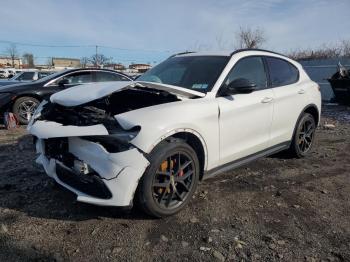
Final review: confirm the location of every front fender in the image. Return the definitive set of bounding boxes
[114,98,220,170]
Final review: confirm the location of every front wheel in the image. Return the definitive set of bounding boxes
[288,113,316,158]
[136,140,200,218]
[12,96,40,125]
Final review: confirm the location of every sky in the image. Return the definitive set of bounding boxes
[0,0,349,65]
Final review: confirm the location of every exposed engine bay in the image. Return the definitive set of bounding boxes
[37,86,181,130]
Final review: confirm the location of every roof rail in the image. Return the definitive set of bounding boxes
[170,51,196,57]
[230,48,288,58]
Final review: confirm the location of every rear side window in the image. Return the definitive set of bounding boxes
[95,72,130,82]
[266,57,299,87]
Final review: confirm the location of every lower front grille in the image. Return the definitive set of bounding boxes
[44,138,75,167]
[56,163,112,199]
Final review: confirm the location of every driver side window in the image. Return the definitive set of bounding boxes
[225,57,267,90]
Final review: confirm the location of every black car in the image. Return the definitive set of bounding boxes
[0,68,132,124]
[0,71,54,87]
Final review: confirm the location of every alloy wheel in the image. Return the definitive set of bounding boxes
[152,152,195,209]
[297,118,315,153]
[18,100,38,121]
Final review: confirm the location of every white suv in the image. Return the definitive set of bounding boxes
[28,49,321,217]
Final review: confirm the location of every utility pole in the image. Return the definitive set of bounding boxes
[95,45,98,67]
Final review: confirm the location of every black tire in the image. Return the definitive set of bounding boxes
[288,113,316,158]
[12,96,40,125]
[136,139,200,218]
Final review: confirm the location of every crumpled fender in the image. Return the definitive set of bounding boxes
[68,137,149,180]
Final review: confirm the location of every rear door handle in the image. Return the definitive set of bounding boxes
[261,97,273,103]
[298,89,305,94]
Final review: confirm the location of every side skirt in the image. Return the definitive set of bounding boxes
[203,141,290,180]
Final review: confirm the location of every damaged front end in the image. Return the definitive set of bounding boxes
[27,82,201,207]
[28,96,155,207]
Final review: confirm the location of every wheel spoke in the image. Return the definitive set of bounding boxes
[180,160,192,171]
[176,170,193,181]
[176,181,190,192]
[158,189,167,203]
[165,186,174,207]
[22,104,30,111]
[174,190,184,201]
[306,128,314,137]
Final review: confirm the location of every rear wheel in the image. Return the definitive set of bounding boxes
[137,140,200,218]
[289,113,316,158]
[12,96,40,125]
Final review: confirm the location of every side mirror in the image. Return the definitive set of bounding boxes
[222,78,257,96]
[58,79,69,87]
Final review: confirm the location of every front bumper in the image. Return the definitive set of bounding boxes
[31,120,150,207]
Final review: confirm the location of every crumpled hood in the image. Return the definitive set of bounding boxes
[50,80,205,107]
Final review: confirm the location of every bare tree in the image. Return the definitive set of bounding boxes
[89,54,110,67]
[5,44,18,67]
[235,26,266,49]
[23,53,34,68]
[341,40,350,57]
[80,57,89,68]
[287,43,342,60]
[46,57,53,68]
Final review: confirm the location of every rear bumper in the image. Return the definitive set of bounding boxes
[34,136,150,207]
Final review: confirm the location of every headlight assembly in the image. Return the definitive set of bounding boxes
[83,126,141,153]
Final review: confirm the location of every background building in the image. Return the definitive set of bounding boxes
[103,63,126,71]
[0,56,22,68]
[129,63,151,73]
[52,57,81,69]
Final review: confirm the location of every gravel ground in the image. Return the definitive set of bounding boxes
[0,105,349,262]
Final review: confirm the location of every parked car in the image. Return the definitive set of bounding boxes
[0,68,16,78]
[0,70,54,87]
[27,49,321,217]
[0,68,132,124]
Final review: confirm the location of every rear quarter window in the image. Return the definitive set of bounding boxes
[266,57,299,87]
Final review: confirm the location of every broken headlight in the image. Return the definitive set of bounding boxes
[83,126,141,153]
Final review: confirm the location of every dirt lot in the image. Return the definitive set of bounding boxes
[0,105,349,262]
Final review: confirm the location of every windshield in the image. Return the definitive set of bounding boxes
[9,74,19,80]
[138,56,229,93]
[34,69,67,83]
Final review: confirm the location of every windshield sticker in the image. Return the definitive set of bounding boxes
[192,84,208,89]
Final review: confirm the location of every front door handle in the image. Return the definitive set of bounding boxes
[298,89,305,94]
[261,97,273,103]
